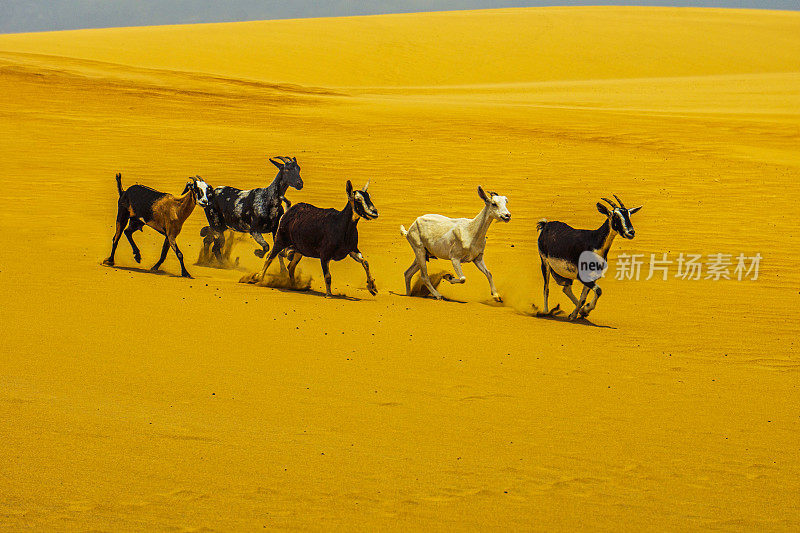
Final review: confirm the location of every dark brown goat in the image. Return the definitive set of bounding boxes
[254,180,378,297]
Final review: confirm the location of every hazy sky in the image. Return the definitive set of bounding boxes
[1,1,797,34]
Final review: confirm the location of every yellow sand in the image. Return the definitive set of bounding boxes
[1,7,798,530]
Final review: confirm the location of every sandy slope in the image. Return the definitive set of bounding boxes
[1,7,798,531]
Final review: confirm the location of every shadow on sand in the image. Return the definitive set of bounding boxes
[387,290,467,304]
[272,286,361,301]
[102,263,188,278]
[525,304,617,329]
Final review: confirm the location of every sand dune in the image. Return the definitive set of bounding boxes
[1,7,798,530]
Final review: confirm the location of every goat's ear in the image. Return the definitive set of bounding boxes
[269,157,283,169]
[596,202,611,216]
[477,186,489,202]
[628,205,642,215]
[346,180,354,196]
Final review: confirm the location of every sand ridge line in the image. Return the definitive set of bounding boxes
[0,50,348,99]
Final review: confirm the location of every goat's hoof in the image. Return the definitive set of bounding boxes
[149,266,160,272]
[492,294,502,302]
[133,254,141,264]
[568,312,579,321]
[102,258,114,266]
[182,272,193,279]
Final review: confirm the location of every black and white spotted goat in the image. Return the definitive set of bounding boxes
[104,173,211,278]
[200,156,303,263]
[253,180,379,298]
[537,195,641,320]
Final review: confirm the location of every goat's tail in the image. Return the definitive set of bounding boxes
[399,225,408,237]
[536,218,548,232]
[115,173,123,196]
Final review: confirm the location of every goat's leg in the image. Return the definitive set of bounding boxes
[209,229,225,264]
[124,217,144,263]
[257,246,282,281]
[199,227,213,263]
[415,249,443,300]
[320,258,333,297]
[580,285,602,317]
[104,208,129,266]
[287,252,302,285]
[568,284,592,321]
[404,259,421,295]
[166,233,191,278]
[473,254,501,302]
[445,258,467,285]
[560,281,580,308]
[540,259,551,313]
[349,250,377,295]
[272,231,288,273]
[150,237,170,272]
[251,232,270,259]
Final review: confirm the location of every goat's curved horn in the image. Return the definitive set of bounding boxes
[613,194,627,209]
[278,156,292,164]
[601,197,618,209]
[362,179,370,192]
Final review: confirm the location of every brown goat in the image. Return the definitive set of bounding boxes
[103,173,211,278]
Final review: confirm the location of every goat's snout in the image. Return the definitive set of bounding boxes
[501,213,511,222]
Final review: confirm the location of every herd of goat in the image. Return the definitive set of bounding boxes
[103,156,642,320]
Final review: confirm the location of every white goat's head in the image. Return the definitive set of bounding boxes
[478,186,511,222]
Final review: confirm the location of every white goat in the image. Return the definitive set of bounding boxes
[400,186,511,301]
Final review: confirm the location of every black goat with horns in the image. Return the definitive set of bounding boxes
[537,194,642,320]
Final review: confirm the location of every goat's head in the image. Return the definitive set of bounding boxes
[185,176,212,208]
[269,156,303,190]
[346,179,378,220]
[596,195,642,239]
[478,186,511,222]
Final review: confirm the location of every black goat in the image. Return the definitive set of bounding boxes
[253,180,379,297]
[104,173,211,278]
[537,195,641,320]
[200,156,302,262]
